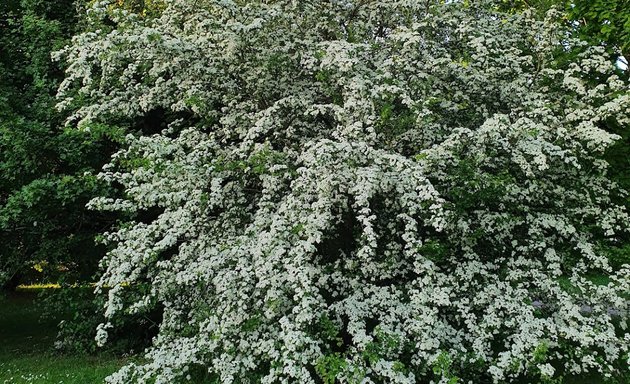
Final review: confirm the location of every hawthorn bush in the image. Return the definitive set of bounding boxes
[57,0,629,383]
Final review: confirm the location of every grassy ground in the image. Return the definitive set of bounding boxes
[0,292,129,384]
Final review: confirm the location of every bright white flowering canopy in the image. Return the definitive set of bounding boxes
[57,0,629,383]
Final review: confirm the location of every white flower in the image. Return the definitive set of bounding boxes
[57,0,630,383]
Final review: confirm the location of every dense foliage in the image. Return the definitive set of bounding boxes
[0,0,122,288]
[567,0,630,63]
[53,0,630,383]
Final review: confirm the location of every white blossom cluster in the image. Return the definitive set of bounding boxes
[57,0,629,382]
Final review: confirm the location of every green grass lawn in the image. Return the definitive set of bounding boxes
[0,292,130,384]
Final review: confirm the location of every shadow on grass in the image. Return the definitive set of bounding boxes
[0,291,131,384]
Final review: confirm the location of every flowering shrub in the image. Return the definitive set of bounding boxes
[57,0,629,383]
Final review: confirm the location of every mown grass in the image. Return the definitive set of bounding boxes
[0,292,130,384]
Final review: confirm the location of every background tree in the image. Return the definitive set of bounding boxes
[0,0,121,289]
[567,0,630,66]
